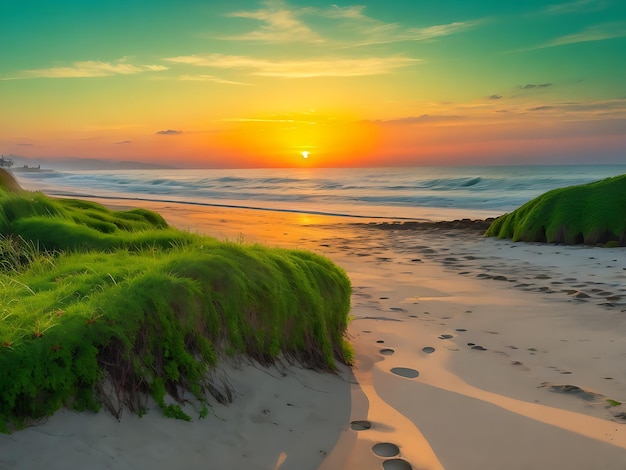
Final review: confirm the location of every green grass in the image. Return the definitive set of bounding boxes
[485,174,626,246]
[0,170,352,431]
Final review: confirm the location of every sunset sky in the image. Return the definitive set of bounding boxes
[1,0,625,168]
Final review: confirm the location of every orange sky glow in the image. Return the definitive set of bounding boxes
[1,0,625,168]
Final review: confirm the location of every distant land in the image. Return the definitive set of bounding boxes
[2,154,177,171]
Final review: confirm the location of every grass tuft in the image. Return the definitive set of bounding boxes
[0,173,352,431]
[485,174,626,246]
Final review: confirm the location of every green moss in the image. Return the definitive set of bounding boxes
[0,188,352,431]
[485,174,626,246]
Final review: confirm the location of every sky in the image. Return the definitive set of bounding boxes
[1,0,625,168]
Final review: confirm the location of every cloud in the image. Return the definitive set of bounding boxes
[562,99,626,113]
[316,5,478,47]
[22,59,169,78]
[114,140,132,144]
[488,94,503,100]
[166,54,420,78]
[519,83,552,89]
[371,114,466,125]
[526,99,626,115]
[179,74,251,85]
[222,117,315,124]
[544,0,610,14]
[500,21,626,54]
[156,129,183,135]
[220,0,478,46]
[17,143,34,146]
[224,0,322,43]
[543,22,626,47]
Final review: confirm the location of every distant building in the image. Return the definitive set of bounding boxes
[0,156,14,168]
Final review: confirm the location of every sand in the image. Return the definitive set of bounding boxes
[2,200,626,470]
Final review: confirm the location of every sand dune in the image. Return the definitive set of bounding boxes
[2,200,625,469]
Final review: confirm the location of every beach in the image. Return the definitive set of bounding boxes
[2,199,626,469]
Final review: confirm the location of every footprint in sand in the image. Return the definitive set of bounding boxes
[350,420,372,431]
[511,360,530,371]
[438,334,453,340]
[380,348,395,356]
[421,346,435,354]
[383,459,413,470]
[390,367,420,379]
[376,340,385,344]
[372,442,400,457]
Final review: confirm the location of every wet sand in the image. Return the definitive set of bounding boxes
[2,200,626,469]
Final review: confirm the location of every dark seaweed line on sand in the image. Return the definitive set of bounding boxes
[353,218,495,234]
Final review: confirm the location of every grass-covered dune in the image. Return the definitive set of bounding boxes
[485,174,626,246]
[0,169,352,431]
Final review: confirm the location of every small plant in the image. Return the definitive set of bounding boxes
[607,399,622,407]
[32,316,58,338]
[162,404,192,422]
[85,313,103,325]
[198,403,209,419]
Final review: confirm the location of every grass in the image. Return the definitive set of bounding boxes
[0,170,352,431]
[485,174,626,246]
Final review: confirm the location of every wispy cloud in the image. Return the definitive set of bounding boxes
[156,129,183,135]
[224,0,322,43]
[504,22,626,54]
[166,54,420,78]
[488,94,503,100]
[527,99,626,115]
[220,0,478,46]
[21,59,168,79]
[315,4,479,47]
[220,110,321,125]
[544,0,611,14]
[542,22,626,47]
[519,83,552,89]
[222,117,315,124]
[179,74,251,85]
[114,140,132,144]
[371,114,466,125]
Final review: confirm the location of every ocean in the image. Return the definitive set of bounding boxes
[12,165,626,222]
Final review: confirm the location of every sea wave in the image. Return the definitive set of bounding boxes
[13,165,626,221]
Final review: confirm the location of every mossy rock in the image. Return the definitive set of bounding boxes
[485,174,626,246]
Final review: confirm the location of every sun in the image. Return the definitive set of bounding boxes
[301,151,309,159]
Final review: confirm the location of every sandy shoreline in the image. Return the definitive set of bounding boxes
[2,199,626,469]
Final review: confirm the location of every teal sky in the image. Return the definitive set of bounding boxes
[1,0,625,167]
